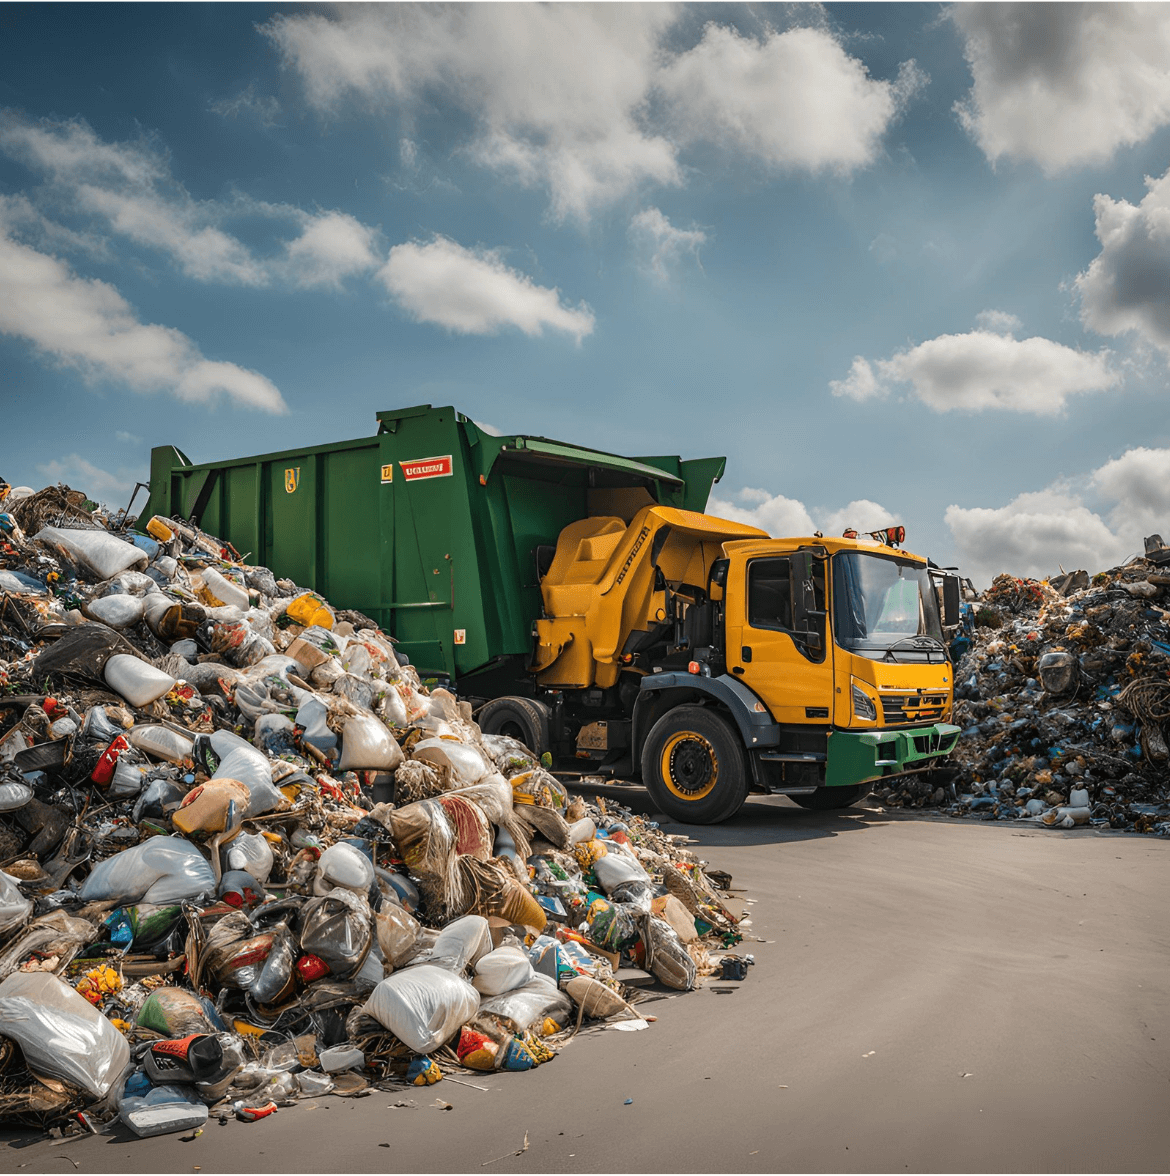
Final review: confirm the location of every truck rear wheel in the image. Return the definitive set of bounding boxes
[792,784,870,810]
[477,696,551,759]
[641,706,749,825]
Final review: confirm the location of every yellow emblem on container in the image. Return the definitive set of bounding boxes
[284,467,300,494]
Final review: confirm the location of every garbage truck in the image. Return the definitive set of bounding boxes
[140,404,960,823]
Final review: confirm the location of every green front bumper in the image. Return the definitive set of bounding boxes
[824,723,961,789]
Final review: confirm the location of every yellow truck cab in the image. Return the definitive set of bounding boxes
[526,507,959,823]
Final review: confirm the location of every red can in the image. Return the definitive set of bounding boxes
[295,954,330,984]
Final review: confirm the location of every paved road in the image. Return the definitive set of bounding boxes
[3,796,1168,1173]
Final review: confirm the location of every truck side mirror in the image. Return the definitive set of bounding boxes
[942,576,960,627]
[707,558,728,603]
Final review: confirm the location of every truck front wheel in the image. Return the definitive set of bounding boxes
[791,784,870,810]
[641,706,749,825]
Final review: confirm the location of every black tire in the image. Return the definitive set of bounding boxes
[477,696,551,758]
[791,784,870,810]
[641,705,749,825]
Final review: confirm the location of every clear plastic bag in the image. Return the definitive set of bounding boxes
[85,593,146,629]
[34,526,147,580]
[127,724,195,764]
[0,870,32,936]
[338,715,403,772]
[224,830,275,883]
[477,974,572,1033]
[0,971,131,1098]
[299,889,372,978]
[362,965,480,1054]
[79,835,215,904]
[593,850,650,893]
[376,904,422,969]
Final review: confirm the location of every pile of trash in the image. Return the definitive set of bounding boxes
[871,542,1170,836]
[0,481,751,1139]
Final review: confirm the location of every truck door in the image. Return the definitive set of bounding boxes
[724,553,835,727]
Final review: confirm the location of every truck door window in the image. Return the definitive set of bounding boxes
[748,559,793,630]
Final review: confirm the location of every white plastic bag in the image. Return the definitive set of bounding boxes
[120,1085,209,1138]
[35,526,147,580]
[362,965,479,1054]
[104,654,176,707]
[593,850,650,893]
[477,974,572,1033]
[472,946,535,996]
[224,831,275,884]
[427,915,492,973]
[0,971,131,1098]
[0,871,32,936]
[85,593,146,629]
[202,567,250,610]
[213,743,284,817]
[316,842,374,893]
[79,836,215,904]
[338,715,404,771]
[412,737,490,785]
[127,724,194,764]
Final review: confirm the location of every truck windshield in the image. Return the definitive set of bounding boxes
[832,551,945,663]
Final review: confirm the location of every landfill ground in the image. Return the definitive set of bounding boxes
[3,790,1166,1175]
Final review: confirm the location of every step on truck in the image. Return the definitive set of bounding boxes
[141,404,960,824]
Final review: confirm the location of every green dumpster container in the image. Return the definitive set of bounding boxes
[139,405,726,687]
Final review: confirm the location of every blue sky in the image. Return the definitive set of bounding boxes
[2,2,1170,585]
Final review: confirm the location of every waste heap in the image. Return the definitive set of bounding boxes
[871,552,1170,836]
[0,481,751,1138]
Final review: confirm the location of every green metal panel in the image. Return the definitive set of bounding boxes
[141,405,726,684]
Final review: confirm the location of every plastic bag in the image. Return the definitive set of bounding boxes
[34,525,147,580]
[584,897,640,951]
[564,974,637,1019]
[412,737,491,785]
[224,831,275,883]
[338,715,404,771]
[103,654,176,707]
[458,857,547,933]
[593,850,650,893]
[214,745,284,816]
[172,779,249,836]
[477,974,572,1034]
[427,914,492,973]
[0,870,32,936]
[639,913,697,991]
[376,904,422,969]
[202,567,250,610]
[0,971,131,1098]
[299,889,372,978]
[316,842,374,894]
[362,965,480,1054]
[85,593,146,629]
[473,946,535,995]
[120,1084,208,1137]
[136,987,221,1036]
[79,835,215,904]
[127,724,194,764]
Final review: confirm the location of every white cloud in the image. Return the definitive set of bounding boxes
[1076,166,1170,356]
[657,24,924,173]
[829,356,883,402]
[265,5,680,223]
[377,236,594,342]
[975,308,1022,335]
[0,222,286,413]
[281,211,380,290]
[209,85,282,128]
[708,488,901,540]
[946,445,1170,586]
[0,112,379,290]
[36,455,142,505]
[265,8,921,221]
[1091,447,1170,540]
[831,321,1119,414]
[951,3,1170,171]
[628,208,706,281]
[473,420,503,437]
[114,430,142,445]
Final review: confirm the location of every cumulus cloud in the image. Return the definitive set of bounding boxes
[830,318,1119,414]
[657,24,925,173]
[708,488,901,540]
[265,7,921,221]
[377,236,595,342]
[36,455,143,505]
[1076,166,1170,356]
[0,223,286,412]
[0,112,378,288]
[281,211,381,290]
[946,446,1170,585]
[951,3,1170,171]
[628,208,706,281]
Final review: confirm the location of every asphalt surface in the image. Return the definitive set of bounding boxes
[3,793,1168,1174]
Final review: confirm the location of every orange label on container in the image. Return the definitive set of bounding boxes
[400,455,453,482]
[380,464,394,483]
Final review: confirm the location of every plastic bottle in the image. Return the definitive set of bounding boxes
[203,568,250,610]
[319,1045,364,1073]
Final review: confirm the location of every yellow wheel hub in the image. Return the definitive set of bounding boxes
[660,731,719,802]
